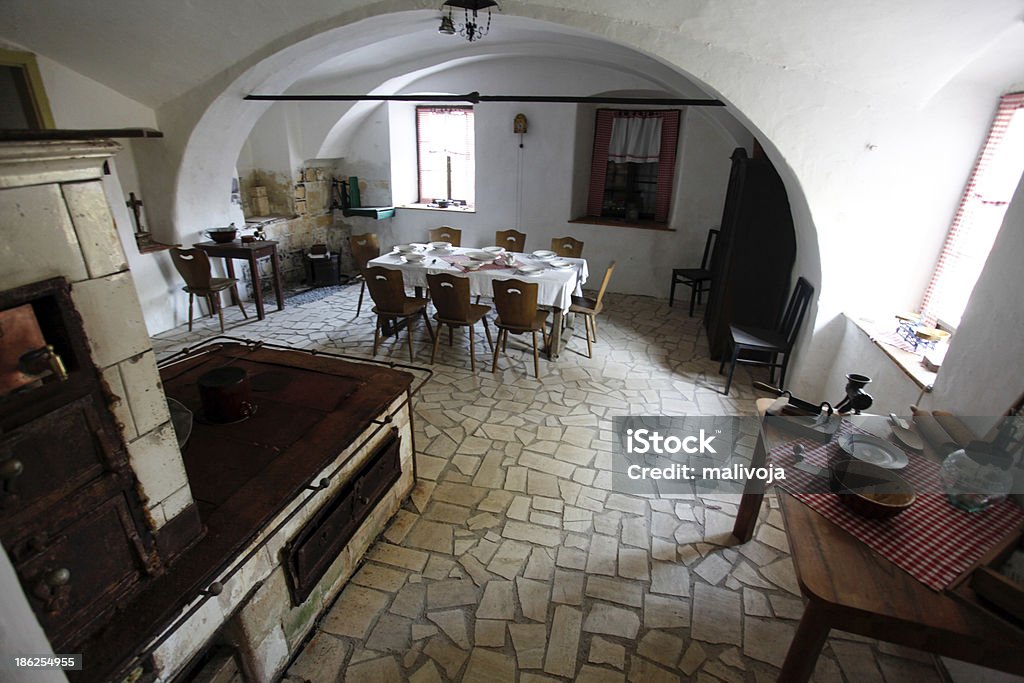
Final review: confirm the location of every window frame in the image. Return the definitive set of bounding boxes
[585,108,681,225]
[415,105,475,207]
[920,92,1024,329]
[0,48,55,130]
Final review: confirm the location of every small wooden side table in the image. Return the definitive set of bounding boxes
[733,409,1024,681]
[193,240,284,320]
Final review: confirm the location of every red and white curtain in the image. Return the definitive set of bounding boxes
[586,109,681,222]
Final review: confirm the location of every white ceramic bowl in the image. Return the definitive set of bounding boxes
[531,250,556,261]
[429,241,453,251]
[465,251,495,262]
[482,246,506,255]
[402,253,426,263]
[394,244,421,253]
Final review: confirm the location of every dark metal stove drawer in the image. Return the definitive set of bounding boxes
[16,492,152,650]
[285,429,401,604]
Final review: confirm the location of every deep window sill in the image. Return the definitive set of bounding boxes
[398,203,476,214]
[569,216,675,232]
[845,313,938,392]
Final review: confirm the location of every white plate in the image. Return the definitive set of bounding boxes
[838,433,909,469]
[549,258,573,269]
[465,250,495,261]
[516,264,543,275]
[482,246,506,254]
[401,253,426,263]
[531,250,556,261]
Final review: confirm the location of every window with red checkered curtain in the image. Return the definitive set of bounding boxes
[920,93,1024,327]
[586,109,681,223]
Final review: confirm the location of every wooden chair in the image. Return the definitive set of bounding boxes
[491,279,549,378]
[348,233,380,315]
[670,228,719,316]
[426,273,494,371]
[495,229,526,252]
[170,248,247,332]
[568,261,616,358]
[551,236,584,258]
[363,266,434,361]
[719,276,815,395]
[428,226,462,247]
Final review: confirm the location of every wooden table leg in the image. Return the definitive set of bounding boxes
[548,309,563,360]
[271,246,284,311]
[778,601,831,683]
[250,253,266,320]
[223,258,238,306]
[731,426,768,542]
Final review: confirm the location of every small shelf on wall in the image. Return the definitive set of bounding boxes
[342,206,395,220]
[0,128,164,141]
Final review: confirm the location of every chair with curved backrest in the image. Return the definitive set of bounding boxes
[491,279,549,378]
[170,248,247,332]
[719,276,815,395]
[363,266,434,361]
[670,228,719,316]
[569,261,616,358]
[349,233,380,315]
[495,229,526,253]
[428,226,462,247]
[426,272,494,371]
[551,236,584,258]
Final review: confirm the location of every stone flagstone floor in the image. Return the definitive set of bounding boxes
[152,284,946,683]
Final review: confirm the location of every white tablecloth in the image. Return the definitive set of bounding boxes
[367,247,589,313]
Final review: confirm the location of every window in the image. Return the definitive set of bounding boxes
[586,109,681,223]
[416,106,475,206]
[0,49,54,130]
[920,93,1024,328]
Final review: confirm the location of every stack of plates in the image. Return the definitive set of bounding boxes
[837,433,908,469]
[531,250,556,261]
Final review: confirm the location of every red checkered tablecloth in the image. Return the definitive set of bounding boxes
[769,420,1024,591]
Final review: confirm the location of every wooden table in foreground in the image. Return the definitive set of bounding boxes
[193,240,285,320]
[732,412,1024,682]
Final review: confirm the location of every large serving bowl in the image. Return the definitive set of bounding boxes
[828,457,916,518]
[207,227,238,243]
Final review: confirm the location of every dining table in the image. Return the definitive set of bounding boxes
[367,245,589,359]
[732,406,1024,681]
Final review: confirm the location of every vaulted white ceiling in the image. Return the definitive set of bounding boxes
[4,1,1023,111]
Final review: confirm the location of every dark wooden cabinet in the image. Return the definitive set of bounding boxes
[704,148,797,359]
[0,278,160,652]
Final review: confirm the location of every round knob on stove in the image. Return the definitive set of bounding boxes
[47,568,71,587]
[0,458,24,480]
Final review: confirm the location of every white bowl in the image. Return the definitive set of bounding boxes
[482,246,506,255]
[429,241,453,251]
[394,244,421,253]
[402,253,426,263]
[516,264,543,275]
[465,250,495,262]
[531,250,556,261]
[549,259,573,269]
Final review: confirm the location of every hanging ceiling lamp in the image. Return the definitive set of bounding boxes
[438,0,499,42]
